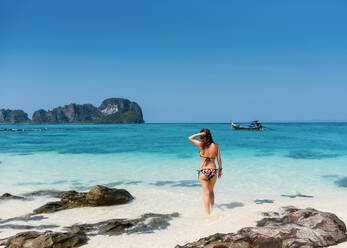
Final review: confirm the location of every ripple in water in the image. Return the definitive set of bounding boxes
[286,151,340,160]
[335,177,347,187]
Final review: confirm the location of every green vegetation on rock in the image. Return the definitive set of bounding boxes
[95,111,144,123]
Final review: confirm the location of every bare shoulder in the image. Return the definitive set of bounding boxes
[213,142,219,150]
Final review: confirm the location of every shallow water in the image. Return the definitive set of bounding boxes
[0,123,347,247]
[1,123,347,195]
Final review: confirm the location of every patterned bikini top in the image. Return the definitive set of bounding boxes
[199,152,215,167]
[199,152,215,159]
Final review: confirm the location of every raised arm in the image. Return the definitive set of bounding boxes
[188,132,205,147]
[216,144,222,178]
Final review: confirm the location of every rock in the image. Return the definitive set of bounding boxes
[85,185,133,206]
[176,208,347,248]
[0,193,25,200]
[68,212,179,235]
[34,185,134,214]
[0,109,30,124]
[261,211,279,217]
[22,190,64,198]
[0,230,87,248]
[31,97,144,124]
[34,201,66,214]
[96,98,144,123]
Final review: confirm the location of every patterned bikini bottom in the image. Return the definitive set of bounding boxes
[198,168,217,180]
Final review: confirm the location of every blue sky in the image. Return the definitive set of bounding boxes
[1,0,346,122]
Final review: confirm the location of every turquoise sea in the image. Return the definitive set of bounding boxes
[1,123,347,196]
[1,123,347,247]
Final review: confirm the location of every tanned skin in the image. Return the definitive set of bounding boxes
[188,132,222,214]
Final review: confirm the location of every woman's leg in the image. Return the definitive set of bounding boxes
[200,175,211,214]
[208,175,217,208]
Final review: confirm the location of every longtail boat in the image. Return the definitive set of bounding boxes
[230,120,262,131]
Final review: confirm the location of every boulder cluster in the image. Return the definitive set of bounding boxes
[176,207,347,248]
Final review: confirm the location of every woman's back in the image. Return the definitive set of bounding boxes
[200,143,218,158]
[200,143,218,168]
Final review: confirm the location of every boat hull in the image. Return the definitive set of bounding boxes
[233,126,262,131]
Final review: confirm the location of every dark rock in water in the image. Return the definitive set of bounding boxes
[176,208,347,248]
[68,212,179,236]
[0,109,30,124]
[335,177,347,187]
[254,199,274,204]
[281,193,314,198]
[0,193,25,200]
[0,230,87,248]
[34,185,134,214]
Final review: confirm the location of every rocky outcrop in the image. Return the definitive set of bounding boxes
[96,98,144,123]
[0,193,25,200]
[34,185,134,214]
[69,212,179,236]
[176,208,347,248]
[0,109,30,124]
[0,230,87,248]
[31,98,144,124]
[22,190,65,198]
[0,213,178,247]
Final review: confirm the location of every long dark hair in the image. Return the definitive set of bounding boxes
[200,129,214,149]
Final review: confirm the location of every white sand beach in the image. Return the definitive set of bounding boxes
[1,185,347,248]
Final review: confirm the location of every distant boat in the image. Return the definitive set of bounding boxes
[230,120,263,130]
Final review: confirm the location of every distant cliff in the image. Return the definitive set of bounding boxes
[0,109,30,124]
[32,104,101,124]
[1,98,144,124]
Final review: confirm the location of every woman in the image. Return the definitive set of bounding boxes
[188,129,222,214]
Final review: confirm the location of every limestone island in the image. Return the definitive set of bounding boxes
[0,98,144,124]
